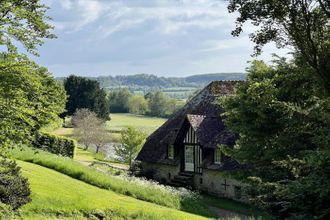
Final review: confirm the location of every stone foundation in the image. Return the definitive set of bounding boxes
[140,162,248,202]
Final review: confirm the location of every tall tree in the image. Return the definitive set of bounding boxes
[128,95,149,115]
[222,59,330,218]
[228,0,330,93]
[0,0,55,55]
[64,75,110,120]
[0,53,66,152]
[108,88,132,113]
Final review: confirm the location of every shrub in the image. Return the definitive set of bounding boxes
[0,202,16,219]
[34,132,77,158]
[0,158,31,209]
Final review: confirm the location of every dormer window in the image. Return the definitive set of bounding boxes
[168,144,174,159]
[214,147,221,164]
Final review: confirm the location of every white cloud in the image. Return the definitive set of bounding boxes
[59,0,72,10]
[53,0,234,36]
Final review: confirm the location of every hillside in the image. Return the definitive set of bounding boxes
[57,73,245,88]
[57,73,245,99]
[18,160,207,220]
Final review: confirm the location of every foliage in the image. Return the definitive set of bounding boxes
[17,160,207,220]
[145,91,182,117]
[63,73,246,89]
[63,75,110,120]
[228,0,330,93]
[222,59,330,219]
[9,147,210,216]
[72,109,109,152]
[0,53,66,153]
[0,0,55,55]
[128,95,149,115]
[0,202,16,219]
[0,157,30,209]
[108,88,132,113]
[115,127,147,167]
[34,132,77,158]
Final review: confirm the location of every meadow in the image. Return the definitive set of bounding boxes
[106,113,166,135]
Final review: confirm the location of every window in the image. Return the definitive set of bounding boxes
[168,145,174,159]
[214,147,221,164]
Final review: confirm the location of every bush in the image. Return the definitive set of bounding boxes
[0,202,16,219]
[34,132,77,158]
[0,158,31,209]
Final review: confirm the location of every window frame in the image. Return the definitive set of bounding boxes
[167,144,174,159]
[214,147,221,165]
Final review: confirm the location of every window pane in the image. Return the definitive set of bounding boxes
[214,148,221,164]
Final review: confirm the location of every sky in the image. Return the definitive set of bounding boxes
[27,0,291,77]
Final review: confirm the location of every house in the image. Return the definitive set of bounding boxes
[136,81,247,201]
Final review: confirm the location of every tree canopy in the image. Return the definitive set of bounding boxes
[222,59,330,218]
[0,0,55,55]
[0,53,66,152]
[228,0,330,92]
[64,75,110,120]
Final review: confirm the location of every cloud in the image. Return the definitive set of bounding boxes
[59,0,72,10]
[52,0,234,36]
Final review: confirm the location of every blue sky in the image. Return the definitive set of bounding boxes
[30,0,290,77]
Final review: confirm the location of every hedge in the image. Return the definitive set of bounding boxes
[34,132,76,158]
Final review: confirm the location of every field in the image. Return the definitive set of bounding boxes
[106,113,166,134]
[18,160,207,220]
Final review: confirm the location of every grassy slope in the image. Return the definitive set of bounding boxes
[10,147,212,218]
[18,161,207,220]
[106,113,166,134]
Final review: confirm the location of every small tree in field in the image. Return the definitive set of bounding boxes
[114,127,146,167]
[93,123,109,154]
[72,109,103,150]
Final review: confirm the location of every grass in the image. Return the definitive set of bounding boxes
[9,147,212,218]
[200,194,273,219]
[106,113,166,134]
[18,160,207,220]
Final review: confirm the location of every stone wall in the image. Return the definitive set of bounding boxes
[140,162,180,184]
[140,162,248,203]
[192,170,248,203]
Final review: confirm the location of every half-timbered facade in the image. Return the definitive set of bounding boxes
[136,81,247,201]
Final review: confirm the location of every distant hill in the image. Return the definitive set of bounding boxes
[58,73,245,88]
[57,73,245,100]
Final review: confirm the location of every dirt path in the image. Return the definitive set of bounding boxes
[208,205,251,220]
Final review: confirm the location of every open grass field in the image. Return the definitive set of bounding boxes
[17,160,207,220]
[106,113,166,134]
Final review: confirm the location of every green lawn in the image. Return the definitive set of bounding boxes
[18,161,207,220]
[106,113,166,134]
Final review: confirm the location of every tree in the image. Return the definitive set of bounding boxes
[64,75,110,120]
[0,0,55,55]
[222,59,330,219]
[0,158,31,209]
[114,127,146,167]
[0,53,66,152]
[128,95,149,115]
[146,91,170,117]
[108,88,132,113]
[228,0,330,93]
[72,109,103,150]
[93,123,109,154]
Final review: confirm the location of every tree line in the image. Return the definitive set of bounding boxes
[63,75,185,119]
